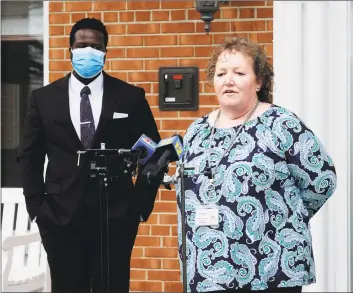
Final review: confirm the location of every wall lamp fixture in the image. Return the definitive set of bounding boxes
[195,1,229,34]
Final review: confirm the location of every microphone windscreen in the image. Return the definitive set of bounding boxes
[131,134,157,165]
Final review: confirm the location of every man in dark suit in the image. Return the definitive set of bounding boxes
[17,18,161,293]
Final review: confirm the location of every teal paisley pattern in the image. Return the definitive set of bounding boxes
[176,105,337,292]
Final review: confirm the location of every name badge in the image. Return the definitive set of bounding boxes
[195,206,219,226]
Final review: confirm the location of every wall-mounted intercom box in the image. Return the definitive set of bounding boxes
[158,67,199,111]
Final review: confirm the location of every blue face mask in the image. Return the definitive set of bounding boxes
[71,46,105,79]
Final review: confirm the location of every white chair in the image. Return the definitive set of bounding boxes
[1,192,51,292]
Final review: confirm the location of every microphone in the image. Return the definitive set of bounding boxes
[131,134,157,165]
[142,135,184,183]
[155,134,183,168]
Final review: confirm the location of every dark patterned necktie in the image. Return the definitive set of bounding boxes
[80,86,95,149]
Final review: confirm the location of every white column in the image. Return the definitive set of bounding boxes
[273,1,351,292]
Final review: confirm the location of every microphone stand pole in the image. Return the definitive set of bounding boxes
[164,163,194,293]
[178,162,188,293]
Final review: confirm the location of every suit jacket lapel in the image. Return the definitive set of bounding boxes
[92,72,118,147]
[54,73,84,150]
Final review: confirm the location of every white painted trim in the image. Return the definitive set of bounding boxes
[325,3,350,291]
[273,1,351,292]
[349,2,353,291]
[42,1,49,173]
[43,1,49,86]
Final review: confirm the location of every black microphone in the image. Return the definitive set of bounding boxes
[130,134,157,165]
[115,135,157,177]
[142,135,184,183]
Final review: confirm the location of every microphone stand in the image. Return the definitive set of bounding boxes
[77,143,138,292]
[163,162,195,293]
[179,162,188,293]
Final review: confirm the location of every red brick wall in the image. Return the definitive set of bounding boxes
[48,1,273,291]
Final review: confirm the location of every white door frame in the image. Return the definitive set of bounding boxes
[348,1,353,292]
[1,1,49,210]
[273,1,352,292]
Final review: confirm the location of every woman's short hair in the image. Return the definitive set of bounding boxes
[205,36,274,103]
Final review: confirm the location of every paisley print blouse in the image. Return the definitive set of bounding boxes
[176,105,337,292]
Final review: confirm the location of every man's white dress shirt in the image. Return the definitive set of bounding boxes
[69,72,103,138]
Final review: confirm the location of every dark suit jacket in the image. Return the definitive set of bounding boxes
[17,72,161,227]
